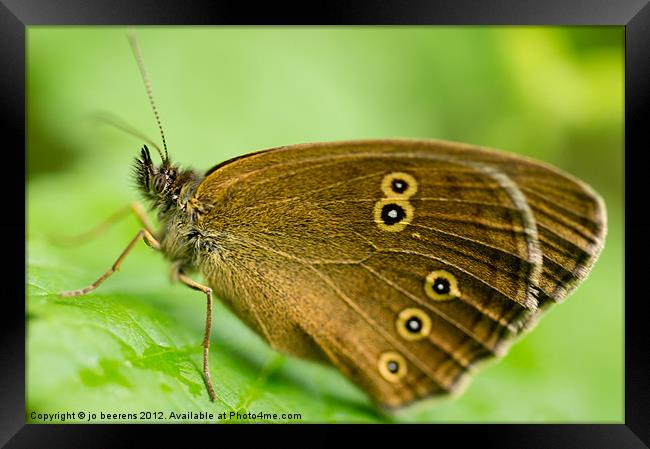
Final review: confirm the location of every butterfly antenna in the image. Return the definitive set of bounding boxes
[127,31,169,163]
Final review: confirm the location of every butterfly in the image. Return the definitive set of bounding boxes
[60,35,607,409]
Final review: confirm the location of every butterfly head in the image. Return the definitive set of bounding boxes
[134,145,195,213]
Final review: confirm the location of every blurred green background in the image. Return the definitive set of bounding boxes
[26,27,623,423]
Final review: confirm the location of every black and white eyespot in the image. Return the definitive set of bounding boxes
[434,278,450,294]
[381,204,406,225]
[391,179,408,193]
[373,199,414,232]
[396,308,432,341]
[378,351,408,383]
[424,270,461,301]
[381,172,418,198]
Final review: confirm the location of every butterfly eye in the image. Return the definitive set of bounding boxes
[381,172,418,198]
[153,174,167,192]
[378,351,408,383]
[396,308,432,341]
[373,198,414,232]
[424,270,461,301]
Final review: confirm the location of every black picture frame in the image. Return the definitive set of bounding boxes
[8,0,648,446]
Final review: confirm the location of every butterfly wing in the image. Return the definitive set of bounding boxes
[193,139,606,408]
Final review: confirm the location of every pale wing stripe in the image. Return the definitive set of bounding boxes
[473,167,543,298]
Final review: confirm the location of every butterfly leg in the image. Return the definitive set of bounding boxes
[175,271,216,402]
[50,201,155,246]
[58,228,160,297]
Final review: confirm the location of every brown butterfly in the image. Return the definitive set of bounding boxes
[60,35,606,409]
